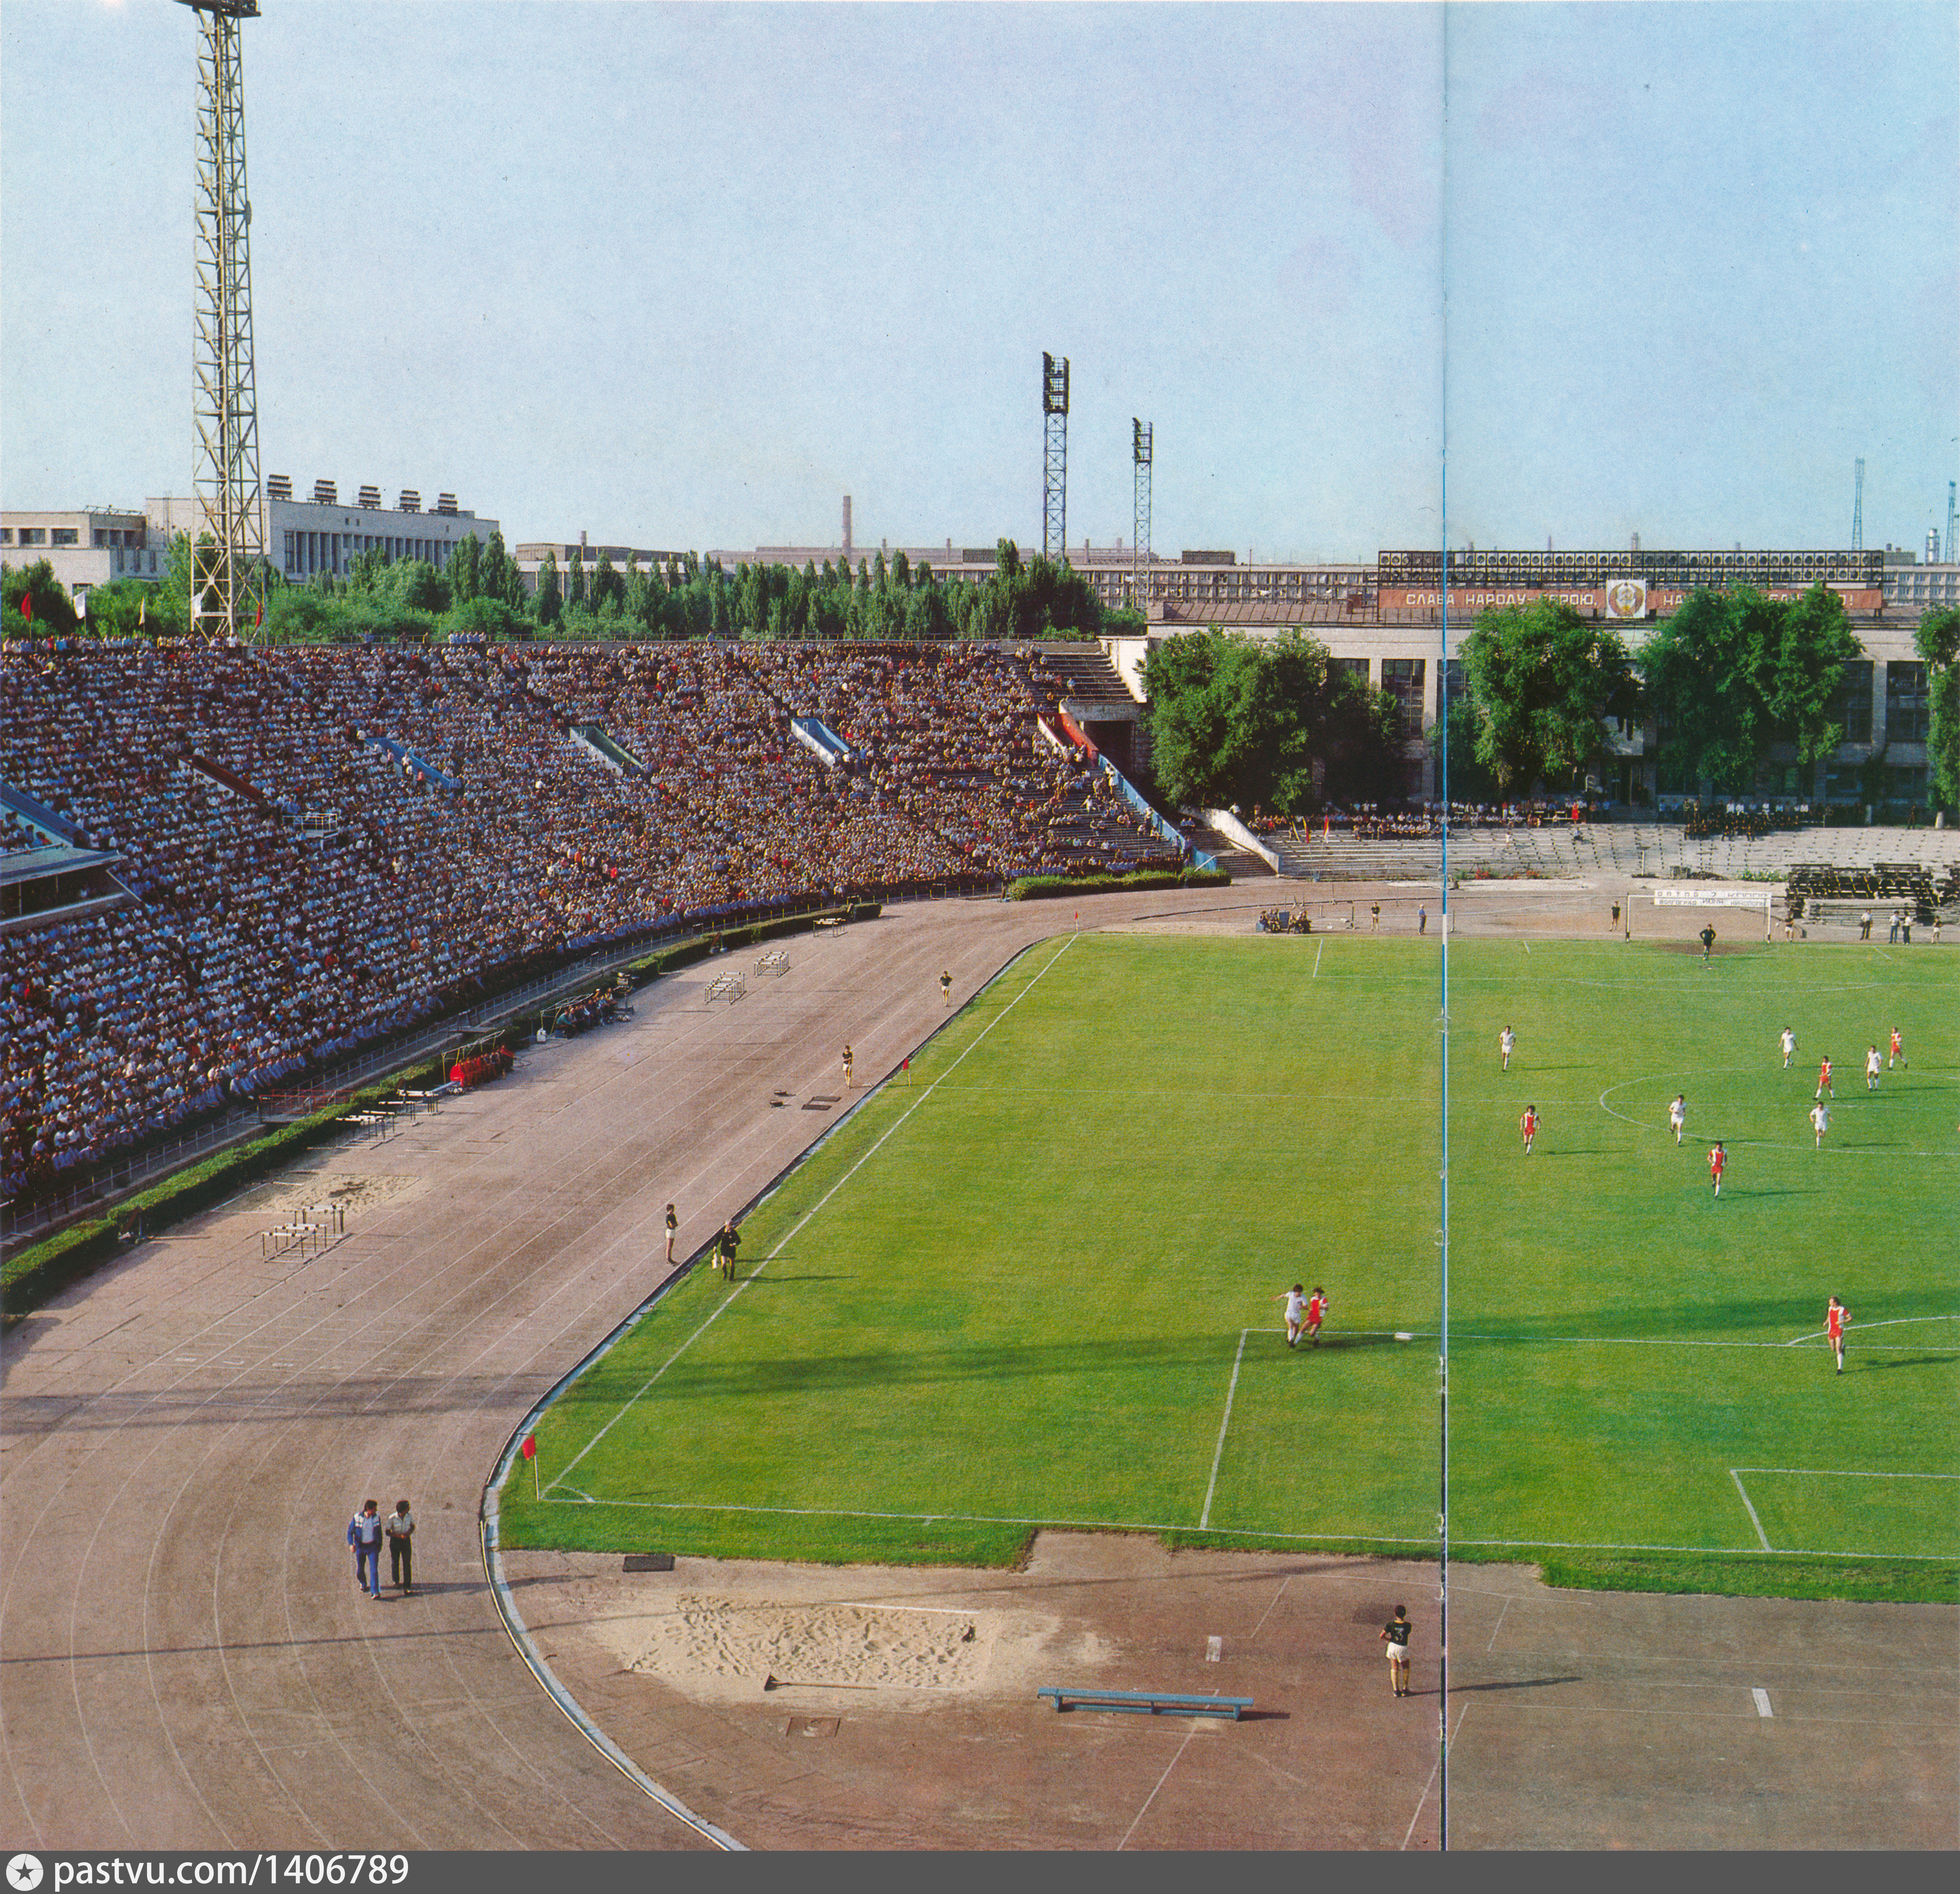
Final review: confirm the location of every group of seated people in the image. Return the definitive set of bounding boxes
[2,810,54,854]
[1681,803,1780,840]
[1,637,1174,1204]
[549,978,630,1036]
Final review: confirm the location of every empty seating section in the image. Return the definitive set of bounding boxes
[1786,863,1942,924]
[1267,816,1960,887]
[2,640,1173,1200]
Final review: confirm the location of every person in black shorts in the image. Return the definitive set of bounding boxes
[940,970,952,1006]
[716,1218,741,1281]
[1380,1605,1413,1696]
[1699,924,1717,963]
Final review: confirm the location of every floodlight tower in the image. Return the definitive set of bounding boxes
[1042,353,1070,563]
[1130,419,1153,611]
[1851,458,1865,552]
[181,0,265,640]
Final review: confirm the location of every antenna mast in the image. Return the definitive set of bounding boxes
[1946,482,1956,564]
[1851,458,1864,552]
[1042,353,1070,564]
[182,0,265,640]
[1131,420,1153,614]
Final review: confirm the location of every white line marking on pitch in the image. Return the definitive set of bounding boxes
[1783,1315,1960,1347]
[1206,1636,1222,1663]
[1730,1467,1960,1481]
[1730,1471,1773,1551]
[1753,1688,1774,1718]
[1313,940,1323,978]
[549,934,1080,1488]
[1200,1329,1250,1530]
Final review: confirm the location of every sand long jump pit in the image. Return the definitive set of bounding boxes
[589,1582,1101,1709]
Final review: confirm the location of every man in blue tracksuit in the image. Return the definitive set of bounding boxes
[348,1499,385,1600]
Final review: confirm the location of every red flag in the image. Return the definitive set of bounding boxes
[901,1056,910,1070]
[519,1434,537,1461]
[19,594,31,621]
[255,602,264,628]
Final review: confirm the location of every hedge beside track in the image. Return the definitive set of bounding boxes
[1,902,885,1322]
[1006,867,1231,901]
[1,1058,449,1319]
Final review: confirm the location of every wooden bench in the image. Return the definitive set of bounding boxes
[1036,1686,1253,1721]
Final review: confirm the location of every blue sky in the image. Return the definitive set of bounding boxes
[2,1,1954,562]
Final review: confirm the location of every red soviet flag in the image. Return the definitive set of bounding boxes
[519,1434,537,1461]
[18,593,31,621]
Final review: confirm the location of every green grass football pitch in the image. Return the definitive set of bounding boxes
[499,931,1958,1600]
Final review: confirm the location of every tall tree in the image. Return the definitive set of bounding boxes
[2,558,80,633]
[1916,604,1960,811]
[535,550,562,627]
[1459,597,1633,794]
[480,530,525,610]
[448,532,482,605]
[566,544,587,611]
[1640,588,1766,792]
[1642,584,1857,794]
[387,559,451,615]
[1771,584,1861,770]
[590,550,624,616]
[1145,629,1399,814]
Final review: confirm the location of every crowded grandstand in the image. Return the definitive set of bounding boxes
[1,638,1181,1205]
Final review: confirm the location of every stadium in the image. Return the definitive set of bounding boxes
[4,0,1958,1863]
[2,616,1955,1852]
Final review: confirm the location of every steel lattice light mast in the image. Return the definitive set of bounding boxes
[1130,418,1153,611]
[1042,352,1070,563]
[181,0,265,640]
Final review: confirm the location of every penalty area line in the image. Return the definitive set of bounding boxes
[1730,1469,1773,1551]
[547,934,1080,1492]
[1199,1329,1250,1530]
[1730,1467,1960,1481]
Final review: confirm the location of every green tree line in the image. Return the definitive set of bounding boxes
[1433,585,1921,806]
[6,535,1126,648]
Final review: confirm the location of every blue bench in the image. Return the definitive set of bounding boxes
[1037,1686,1253,1721]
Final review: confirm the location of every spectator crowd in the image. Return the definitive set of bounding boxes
[2,637,1174,1203]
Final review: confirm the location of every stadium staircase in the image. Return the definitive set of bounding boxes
[369,735,462,792]
[186,752,274,807]
[789,715,852,769]
[1034,644,1138,711]
[1,780,83,846]
[570,722,647,776]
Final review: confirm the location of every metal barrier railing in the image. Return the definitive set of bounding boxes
[1,886,970,1253]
